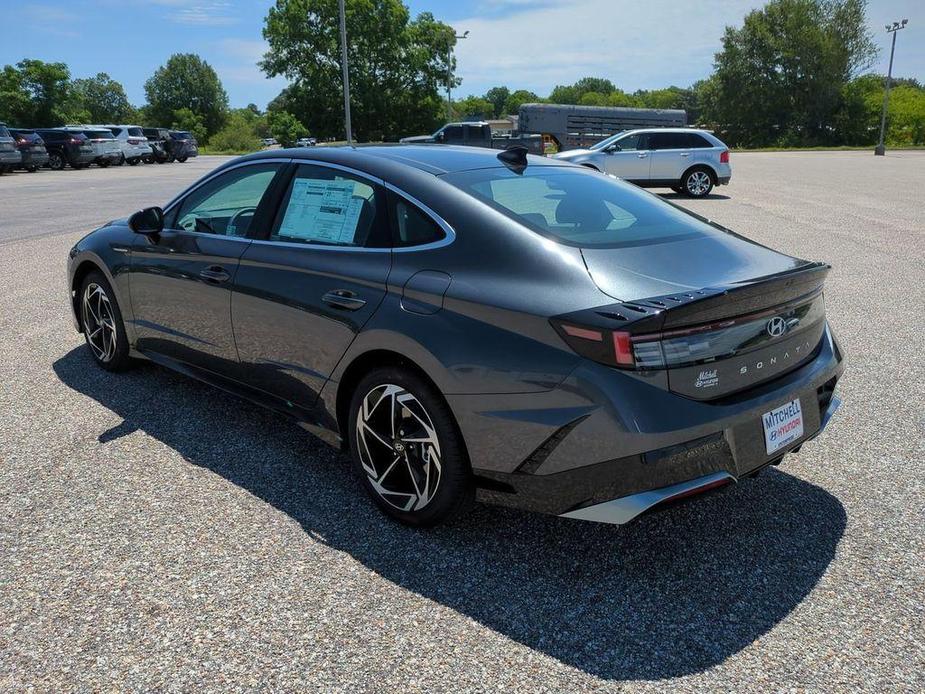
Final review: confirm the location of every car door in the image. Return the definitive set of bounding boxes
[601,132,651,181]
[130,161,286,376]
[648,132,691,182]
[231,163,392,409]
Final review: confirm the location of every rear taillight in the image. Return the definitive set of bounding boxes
[127,138,141,145]
[69,138,82,144]
[720,150,730,164]
[17,138,28,145]
[552,321,637,369]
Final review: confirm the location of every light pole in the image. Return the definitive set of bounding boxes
[446,30,469,122]
[875,19,908,156]
[338,0,353,145]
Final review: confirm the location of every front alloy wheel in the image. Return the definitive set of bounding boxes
[79,272,131,371]
[348,368,473,526]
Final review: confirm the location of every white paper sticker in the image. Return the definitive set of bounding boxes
[278,179,364,244]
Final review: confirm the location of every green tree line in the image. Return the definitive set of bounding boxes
[2,0,922,149]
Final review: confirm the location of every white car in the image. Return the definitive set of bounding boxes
[102,124,153,166]
[553,128,731,198]
[295,137,316,147]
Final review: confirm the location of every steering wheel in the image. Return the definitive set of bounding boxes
[227,206,258,237]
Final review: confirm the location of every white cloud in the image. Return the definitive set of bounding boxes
[452,0,753,96]
[148,0,239,26]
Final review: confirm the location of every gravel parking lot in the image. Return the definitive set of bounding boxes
[1,152,923,691]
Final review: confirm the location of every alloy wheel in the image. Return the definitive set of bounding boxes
[355,383,442,512]
[686,170,712,196]
[82,283,118,363]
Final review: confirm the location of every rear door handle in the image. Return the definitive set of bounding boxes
[200,265,230,283]
[637,152,648,158]
[322,289,367,311]
[680,152,691,157]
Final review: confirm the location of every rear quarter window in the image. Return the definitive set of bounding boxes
[688,134,714,148]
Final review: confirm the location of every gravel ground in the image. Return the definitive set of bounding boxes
[1,152,923,691]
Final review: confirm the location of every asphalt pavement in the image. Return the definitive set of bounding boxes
[1,151,923,691]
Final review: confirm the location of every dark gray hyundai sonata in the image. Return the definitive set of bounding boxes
[67,145,844,526]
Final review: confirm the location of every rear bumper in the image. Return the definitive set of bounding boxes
[20,150,49,167]
[717,174,731,185]
[458,323,844,521]
[0,151,22,165]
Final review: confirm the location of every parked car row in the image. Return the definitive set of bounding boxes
[0,123,198,174]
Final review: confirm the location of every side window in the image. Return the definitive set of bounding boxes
[688,133,713,148]
[271,164,387,247]
[443,125,464,141]
[172,163,280,237]
[613,133,640,151]
[648,133,673,150]
[392,195,446,247]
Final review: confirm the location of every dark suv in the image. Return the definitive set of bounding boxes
[0,123,23,173]
[35,129,95,170]
[168,130,198,162]
[142,127,172,163]
[8,129,50,171]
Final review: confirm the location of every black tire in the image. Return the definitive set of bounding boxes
[347,367,474,527]
[127,158,139,166]
[27,165,38,173]
[78,271,133,372]
[680,167,715,198]
[176,156,187,163]
[98,160,110,168]
[116,154,125,166]
[49,152,65,170]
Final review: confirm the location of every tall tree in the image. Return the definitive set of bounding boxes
[261,1,455,141]
[144,54,228,136]
[0,60,72,125]
[707,0,877,146]
[69,73,134,124]
[484,86,510,118]
[502,89,540,116]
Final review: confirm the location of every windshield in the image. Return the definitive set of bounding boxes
[84,130,114,140]
[171,131,192,140]
[588,131,630,151]
[0,127,10,138]
[443,167,721,249]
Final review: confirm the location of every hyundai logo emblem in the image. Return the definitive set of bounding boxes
[766,316,787,338]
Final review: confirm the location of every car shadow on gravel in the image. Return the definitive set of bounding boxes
[658,192,731,201]
[54,347,846,682]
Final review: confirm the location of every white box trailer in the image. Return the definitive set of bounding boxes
[518,103,687,151]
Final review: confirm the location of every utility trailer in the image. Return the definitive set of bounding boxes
[517,103,686,151]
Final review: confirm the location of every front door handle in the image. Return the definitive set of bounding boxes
[322,289,367,311]
[200,265,230,283]
[637,152,648,158]
[680,152,691,157]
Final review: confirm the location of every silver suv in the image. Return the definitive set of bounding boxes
[553,128,731,197]
[101,124,152,166]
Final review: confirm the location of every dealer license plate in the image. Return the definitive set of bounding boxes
[762,398,804,455]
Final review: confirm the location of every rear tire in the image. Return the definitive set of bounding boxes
[177,156,188,163]
[99,160,110,168]
[347,367,474,527]
[681,167,714,198]
[49,152,65,170]
[78,271,133,372]
[127,158,139,166]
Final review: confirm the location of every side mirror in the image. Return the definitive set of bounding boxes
[606,144,621,153]
[129,206,164,235]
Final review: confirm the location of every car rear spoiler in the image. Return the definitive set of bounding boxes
[558,262,830,335]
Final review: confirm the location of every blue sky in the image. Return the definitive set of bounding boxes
[2,0,922,109]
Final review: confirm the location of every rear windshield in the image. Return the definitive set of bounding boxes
[127,127,144,137]
[0,127,10,138]
[84,130,114,139]
[443,167,718,249]
[171,131,192,140]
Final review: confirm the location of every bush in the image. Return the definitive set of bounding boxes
[267,110,306,148]
[207,112,262,152]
